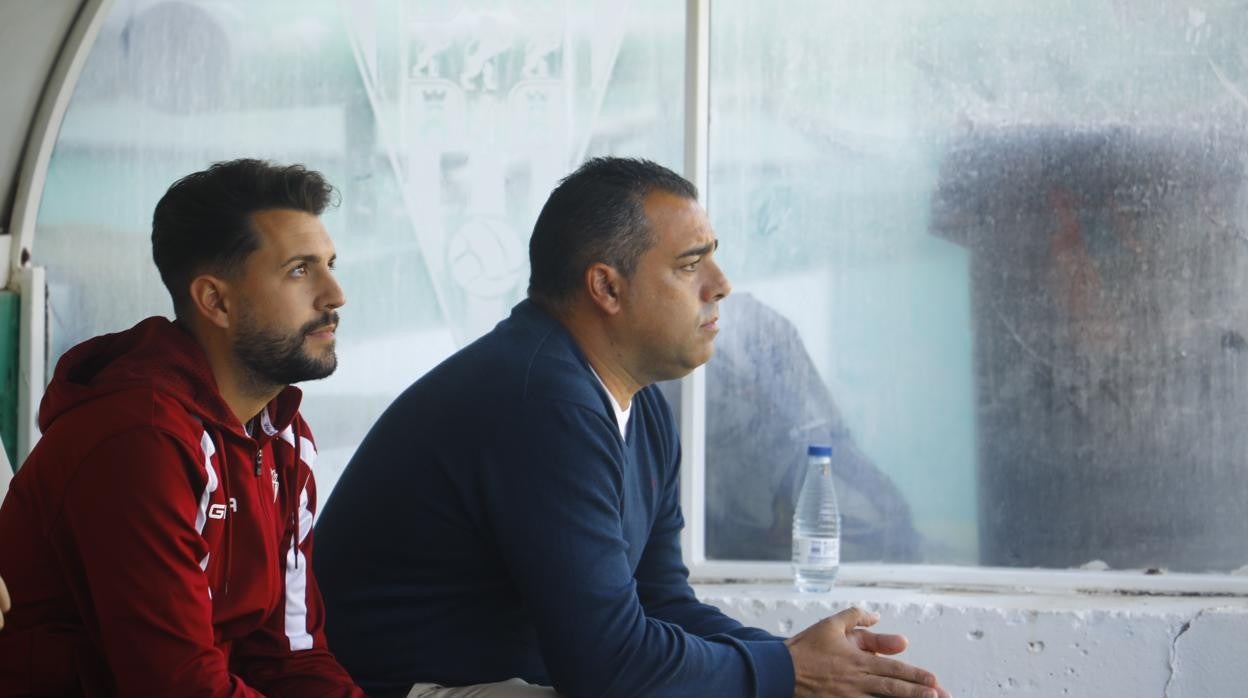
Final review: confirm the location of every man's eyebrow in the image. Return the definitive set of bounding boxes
[279,253,330,268]
[676,239,718,259]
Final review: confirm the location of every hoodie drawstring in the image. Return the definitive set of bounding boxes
[286,434,301,570]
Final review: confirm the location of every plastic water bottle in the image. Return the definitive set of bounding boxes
[792,444,840,592]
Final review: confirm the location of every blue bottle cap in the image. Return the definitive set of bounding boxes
[807,444,832,457]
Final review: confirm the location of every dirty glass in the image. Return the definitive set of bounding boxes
[707,0,1248,572]
[33,0,682,495]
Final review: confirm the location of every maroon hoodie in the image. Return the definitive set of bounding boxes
[0,317,364,697]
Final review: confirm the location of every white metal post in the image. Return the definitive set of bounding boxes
[7,0,113,462]
[0,431,12,504]
[679,0,711,571]
[16,266,46,464]
[7,0,114,290]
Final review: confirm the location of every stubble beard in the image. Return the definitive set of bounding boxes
[233,308,339,394]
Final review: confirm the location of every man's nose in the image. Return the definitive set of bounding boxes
[705,258,732,301]
[321,271,346,310]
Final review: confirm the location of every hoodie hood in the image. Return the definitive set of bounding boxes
[40,316,301,435]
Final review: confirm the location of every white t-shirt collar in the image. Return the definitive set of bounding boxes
[588,365,632,439]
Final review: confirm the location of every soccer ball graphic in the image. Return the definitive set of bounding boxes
[446,215,526,298]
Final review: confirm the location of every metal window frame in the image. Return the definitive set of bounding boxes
[7,0,113,465]
[8,0,1245,596]
[676,0,1248,596]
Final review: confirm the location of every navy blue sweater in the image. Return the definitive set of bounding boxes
[315,300,794,698]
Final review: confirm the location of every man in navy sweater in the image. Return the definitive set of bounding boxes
[314,157,950,698]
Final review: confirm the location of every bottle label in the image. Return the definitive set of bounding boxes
[793,536,840,566]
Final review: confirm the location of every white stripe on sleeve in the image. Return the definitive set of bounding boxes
[284,483,314,651]
[195,431,219,572]
[278,423,318,650]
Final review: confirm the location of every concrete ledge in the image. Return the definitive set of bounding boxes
[694,583,1248,697]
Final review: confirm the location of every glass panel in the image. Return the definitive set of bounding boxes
[707,0,1248,572]
[33,0,682,497]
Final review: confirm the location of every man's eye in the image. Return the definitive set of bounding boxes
[681,261,699,272]
[291,264,308,277]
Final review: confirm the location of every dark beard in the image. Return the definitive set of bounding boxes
[234,310,339,391]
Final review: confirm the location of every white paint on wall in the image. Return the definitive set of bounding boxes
[694,584,1248,697]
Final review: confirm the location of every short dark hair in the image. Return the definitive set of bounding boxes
[527,157,697,305]
[151,158,336,318]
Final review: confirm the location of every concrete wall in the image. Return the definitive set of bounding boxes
[696,584,1248,697]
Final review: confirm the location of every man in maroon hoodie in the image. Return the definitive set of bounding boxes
[0,159,365,696]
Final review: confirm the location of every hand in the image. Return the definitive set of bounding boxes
[784,606,951,698]
[0,574,9,630]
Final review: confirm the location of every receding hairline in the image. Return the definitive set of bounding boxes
[246,207,338,267]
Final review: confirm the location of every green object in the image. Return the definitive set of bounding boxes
[0,291,17,469]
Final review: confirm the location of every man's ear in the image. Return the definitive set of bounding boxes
[188,275,233,330]
[584,262,624,315]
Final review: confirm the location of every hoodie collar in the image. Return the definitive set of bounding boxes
[41,316,303,438]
